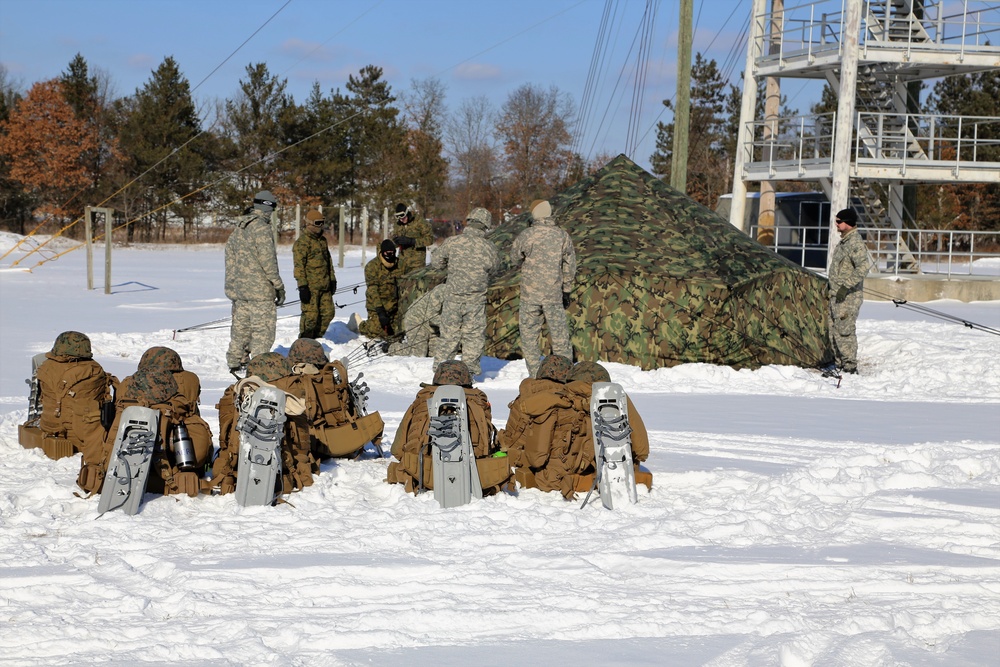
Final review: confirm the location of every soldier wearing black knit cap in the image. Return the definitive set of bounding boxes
[358,239,400,339]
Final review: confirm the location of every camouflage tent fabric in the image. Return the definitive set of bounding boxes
[398,155,832,371]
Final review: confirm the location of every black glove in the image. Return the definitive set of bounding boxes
[393,235,415,249]
[298,285,311,304]
[835,286,848,303]
[275,286,286,307]
[562,291,571,308]
[375,307,390,331]
[329,278,337,293]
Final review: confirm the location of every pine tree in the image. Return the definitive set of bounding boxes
[115,56,204,241]
[400,77,449,219]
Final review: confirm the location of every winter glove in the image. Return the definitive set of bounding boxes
[329,278,337,294]
[835,286,848,303]
[298,285,311,304]
[393,235,416,249]
[275,286,286,307]
[562,291,571,308]
[375,307,391,331]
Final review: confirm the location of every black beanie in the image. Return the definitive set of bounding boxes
[395,203,407,215]
[380,239,396,254]
[836,208,858,226]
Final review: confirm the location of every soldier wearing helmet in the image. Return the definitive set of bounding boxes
[431,206,501,377]
[293,208,337,339]
[224,190,286,374]
[387,360,511,495]
[511,199,577,378]
[35,331,116,490]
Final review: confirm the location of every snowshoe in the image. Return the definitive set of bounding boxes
[98,406,160,515]
[234,385,286,507]
[427,385,482,508]
[589,382,637,509]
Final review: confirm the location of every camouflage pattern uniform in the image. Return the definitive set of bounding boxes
[358,249,400,339]
[388,282,447,357]
[293,214,336,338]
[511,202,577,378]
[393,209,434,275]
[828,226,869,374]
[224,200,285,370]
[432,209,501,376]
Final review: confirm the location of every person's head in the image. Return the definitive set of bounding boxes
[304,208,326,233]
[537,354,573,383]
[529,199,552,222]
[834,208,858,236]
[394,203,412,225]
[288,338,328,367]
[433,360,473,387]
[380,239,397,265]
[51,331,93,359]
[465,207,492,233]
[253,190,277,214]
[568,360,611,384]
[246,352,293,382]
[123,367,179,405]
[138,346,183,373]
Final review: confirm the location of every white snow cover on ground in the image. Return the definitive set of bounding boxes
[0,232,998,666]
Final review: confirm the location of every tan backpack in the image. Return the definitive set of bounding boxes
[303,360,384,459]
[387,385,511,495]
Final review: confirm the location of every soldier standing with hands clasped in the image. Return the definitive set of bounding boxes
[432,207,501,377]
[293,208,337,339]
[225,190,286,375]
[826,208,869,376]
[511,199,577,378]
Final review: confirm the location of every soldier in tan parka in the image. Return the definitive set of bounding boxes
[514,361,651,499]
[97,366,205,497]
[35,331,116,476]
[497,354,573,487]
[211,352,316,496]
[287,338,384,460]
[386,360,512,495]
[134,346,214,471]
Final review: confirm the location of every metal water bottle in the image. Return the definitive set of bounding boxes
[171,422,197,471]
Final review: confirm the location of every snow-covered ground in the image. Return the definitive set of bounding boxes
[1,233,998,666]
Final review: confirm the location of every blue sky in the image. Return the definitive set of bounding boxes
[0,0,773,172]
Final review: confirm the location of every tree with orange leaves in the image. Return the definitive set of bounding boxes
[0,79,99,229]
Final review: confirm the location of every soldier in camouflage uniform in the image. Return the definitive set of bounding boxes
[827,208,869,375]
[358,239,400,339]
[392,203,434,275]
[511,199,577,379]
[135,346,214,471]
[225,190,286,373]
[432,207,501,376]
[388,282,447,358]
[293,209,337,339]
[36,331,115,484]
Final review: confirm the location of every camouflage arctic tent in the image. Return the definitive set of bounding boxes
[398,154,832,371]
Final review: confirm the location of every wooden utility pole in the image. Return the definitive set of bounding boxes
[758,0,784,247]
[828,0,862,269]
[671,0,693,193]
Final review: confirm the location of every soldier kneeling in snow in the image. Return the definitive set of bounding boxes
[386,360,512,495]
[97,366,207,497]
[33,331,116,473]
[211,352,316,495]
[288,338,384,461]
[509,361,652,499]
